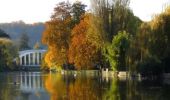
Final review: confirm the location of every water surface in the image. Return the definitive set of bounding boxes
[0,72,170,100]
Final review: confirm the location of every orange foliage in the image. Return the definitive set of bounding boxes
[43,73,101,100]
[44,73,66,100]
[42,16,71,68]
[68,76,101,100]
[68,14,100,69]
[42,6,101,69]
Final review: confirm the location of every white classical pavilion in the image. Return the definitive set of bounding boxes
[19,49,46,67]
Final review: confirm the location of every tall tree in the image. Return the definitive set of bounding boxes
[68,14,101,69]
[18,33,30,50]
[91,0,140,41]
[150,6,170,72]
[42,1,88,69]
[71,1,86,25]
[127,6,170,74]
[42,1,72,68]
[103,31,130,71]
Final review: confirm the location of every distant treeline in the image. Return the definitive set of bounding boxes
[0,21,45,48]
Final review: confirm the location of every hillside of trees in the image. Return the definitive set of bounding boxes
[0,21,45,48]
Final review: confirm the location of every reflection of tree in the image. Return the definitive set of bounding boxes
[126,80,167,100]
[102,78,120,100]
[0,73,20,100]
[44,73,103,100]
[68,76,102,100]
[43,73,170,100]
[44,73,66,100]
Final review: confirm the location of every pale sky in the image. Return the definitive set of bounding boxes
[0,0,169,23]
[130,0,170,21]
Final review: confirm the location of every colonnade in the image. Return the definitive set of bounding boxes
[19,50,46,66]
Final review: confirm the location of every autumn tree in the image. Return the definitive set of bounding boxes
[42,1,72,69]
[33,41,41,49]
[68,14,102,70]
[42,1,87,70]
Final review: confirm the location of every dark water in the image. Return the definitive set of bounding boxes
[0,72,170,100]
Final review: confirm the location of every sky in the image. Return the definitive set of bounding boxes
[0,0,169,23]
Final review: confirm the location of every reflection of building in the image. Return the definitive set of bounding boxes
[20,72,44,93]
[19,50,46,67]
[19,72,49,100]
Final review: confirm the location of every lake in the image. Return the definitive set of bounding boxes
[0,71,170,100]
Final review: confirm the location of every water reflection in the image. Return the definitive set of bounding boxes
[0,73,20,100]
[44,73,104,100]
[0,72,49,100]
[0,72,170,100]
[20,72,44,93]
[19,72,49,100]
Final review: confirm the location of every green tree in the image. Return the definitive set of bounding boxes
[128,6,170,75]
[103,31,130,71]
[91,0,133,41]
[0,38,18,71]
[149,6,170,73]
[18,33,30,50]
[71,1,86,25]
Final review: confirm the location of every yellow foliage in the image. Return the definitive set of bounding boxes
[44,73,101,100]
[42,15,71,68]
[68,14,101,69]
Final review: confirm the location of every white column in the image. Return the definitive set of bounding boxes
[33,53,35,65]
[37,52,39,65]
[20,57,22,66]
[29,54,31,66]
[24,56,26,66]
